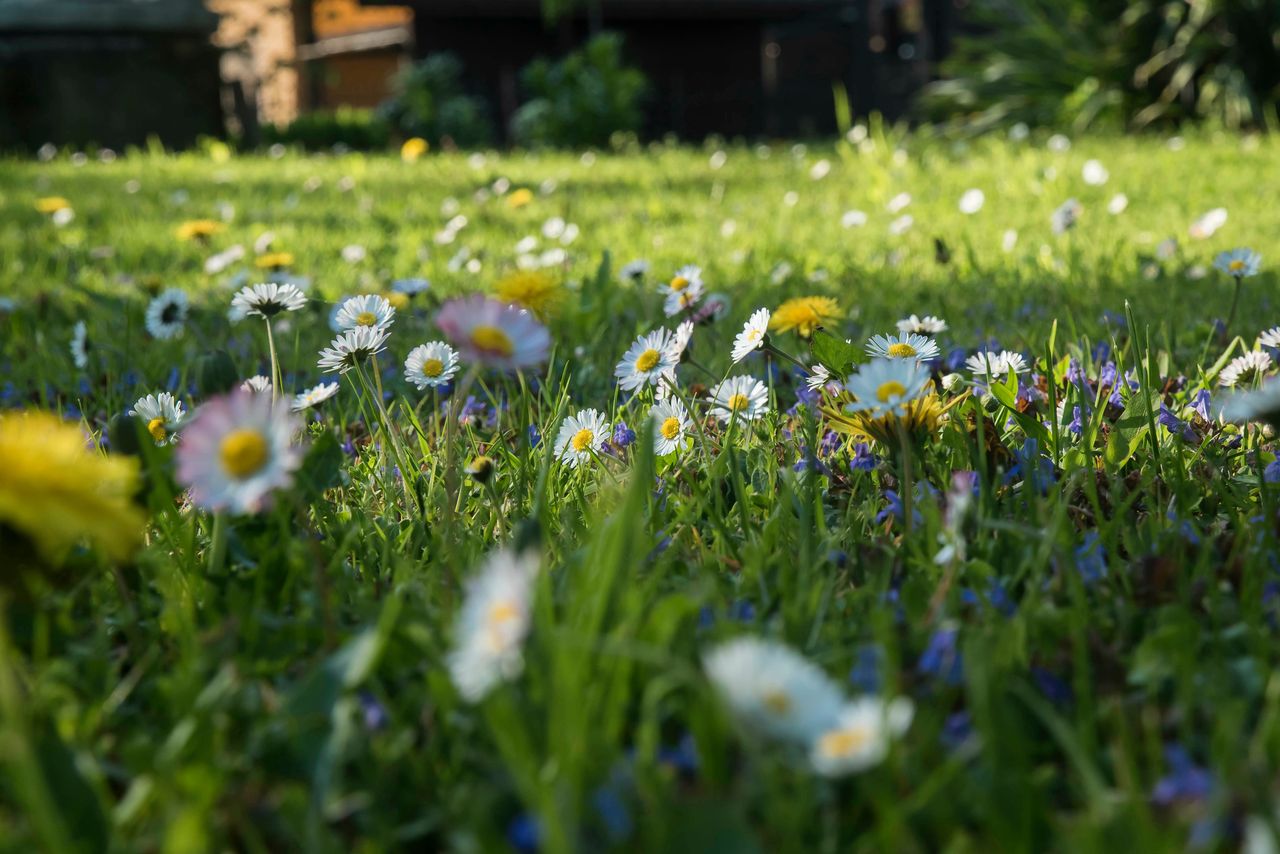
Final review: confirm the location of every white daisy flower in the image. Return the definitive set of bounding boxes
[843,358,929,419]
[240,375,272,394]
[806,363,833,392]
[405,341,461,389]
[664,265,703,295]
[70,320,89,370]
[334,294,395,333]
[670,319,694,360]
[341,244,366,264]
[1108,194,1129,215]
[615,329,678,391]
[1051,198,1082,234]
[1215,248,1262,279]
[649,398,692,456]
[435,295,550,371]
[703,637,844,743]
[292,382,340,412]
[731,308,771,363]
[1219,350,1273,388]
[1189,207,1228,239]
[841,209,868,229]
[128,391,186,445]
[230,282,307,319]
[886,192,911,213]
[810,696,914,777]
[896,314,948,335]
[620,259,649,284]
[554,408,610,468]
[392,277,431,296]
[447,547,540,703]
[1259,327,1280,349]
[1082,159,1109,186]
[317,325,390,374]
[663,279,705,317]
[144,288,189,340]
[889,214,914,236]
[709,375,770,424]
[966,350,1030,378]
[174,391,303,514]
[958,188,984,214]
[865,332,940,363]
[1218,379,1280,424]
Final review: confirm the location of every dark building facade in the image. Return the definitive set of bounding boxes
[377,0,957,140]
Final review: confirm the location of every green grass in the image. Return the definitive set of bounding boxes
[1,128,1280,852]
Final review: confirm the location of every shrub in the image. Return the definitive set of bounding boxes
[512,33,648,148]
[379,53,494,148]
[262,107,390,151]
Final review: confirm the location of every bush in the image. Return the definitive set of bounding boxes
[262,107,390,151]
[922,0,1280,133]
[512,33,648,148]
[379,53,494,148]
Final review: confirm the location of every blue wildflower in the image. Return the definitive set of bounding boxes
[850,442,878,472]
[612,420,636,449]
[1151,745,1214,807]
[918,627,964,686]
[849,643,884,694]
[1074,531,1107,584]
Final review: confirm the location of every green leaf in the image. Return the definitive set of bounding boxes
[810,330,859,376]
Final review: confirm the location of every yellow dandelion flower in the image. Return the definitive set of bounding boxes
[494,270,563,319]
[770,296,840,337]
[0,411,145,564]
[506,188,534,209]
[35,196,71,214]
[255,252,295,270]
[386,291,411,311]
[175,219,225,241]
[401,137,429,162]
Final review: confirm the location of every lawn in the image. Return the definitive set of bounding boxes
[2,129,1280,852]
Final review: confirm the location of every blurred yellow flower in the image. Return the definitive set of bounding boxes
[0,411,145,564]
[401,137,429,162]
[255,252,295,269]
[35,196,71,214]
[175,219,225,241]
[821,386,959,450]
[506,188,534,209]
[385,291,411,311]
[770,296,840,337]
[494,270,562,319]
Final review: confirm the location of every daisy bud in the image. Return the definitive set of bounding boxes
[941,373,964,392]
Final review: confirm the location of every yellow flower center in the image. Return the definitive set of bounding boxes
[635,348,661,372]
[818,726,872,758]
[661,417,681,439]
[670,276,689,291]
[219,428,269,479]
[761,689,792,716]
[422,357,444,378]
[147,417,167,442]
[488,600,519,628]
[727,393,750,411]
[355,310,377,327]
[387,292,410,310]
[471,325,514,357]
[887,343,917,358]
[876,381,907,402]
[571,428,595,452]
[1230,259,1246,272]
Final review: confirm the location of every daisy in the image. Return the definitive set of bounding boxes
[144,288,189,340]
[649,398,692,456]
[620,259,649,284]
[1215,248,1262,279]
[1218,379,1280,425]
[664,265,702,296]
[896,314,948,335]
[1260,327,1280,349]
[1189,208,1228,239]
[317,325,391,374]
[703,637,844,743]
[435,296,550,371]
[670,319,694,360]
[128,392,186,445]
[810,696,914,777]
[291,382,340,412]
[732,308,771,363]
[392,277,431,296]
[334,294,396,333]
[175,391,303,514]
[865,332,940,363]
[230,282,306,319]
[240,375,272,394]
[615,329,678,391]
[554,409,610,468]
[405,341,461,389]
[447,548,540,703]
[709,376,770,424]
[70,321,89,370]
[805,363,834,392]
[1051,198,1082,234]
[843,358,929,419]
[1082,159,1109,186]
[966,350,1030,378]
[770,296,839,337]
[1219,350,1273,387]
[663,279,705,317]
[958,188,984,214]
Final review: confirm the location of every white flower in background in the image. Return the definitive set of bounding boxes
[231,282,306,319]
[393,277,431,296]
[703,637,843,743]
[865,332,940,363]
[70,321,89,370]
[958,188,985,214]
[1219,350,1273,388]
[52,208,75,227]
[1215,248,1262,279]
[843,358,929,419]
[809,159,831,180]
[240,375,271,394]
[404,341,461,389]
[1002,229,1019,252]
[554,408,610,468]
[1189,207,1228,239]
[649,398,693,456]
[1047,134,1071,152]
[128,392,185,445]
[670,320,694,360]
[1051,199,1082,234]
[616,328,678,391]
[966,349,1030,379]
[731,308,771,363]
[783,191,799,207]
[889,214,914,236]
[317,325,390,374]
[709,376,770,424]
[841,209,868,229]
[341,244,366,263]
[204,244,245,275]
[145,288,189,340]
[896,314,948,335]
[1082,159,1109,185]
[886,192,911,213]
[447,548,540,703]
[620,259,649,284]
[1260,327,1280,349]
[334,294,395,333]
[435,295,550,371]
[292,382,340,412]
[1107,194,1129,215]
[810,696,914,777]
[1218,379,1280,424]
